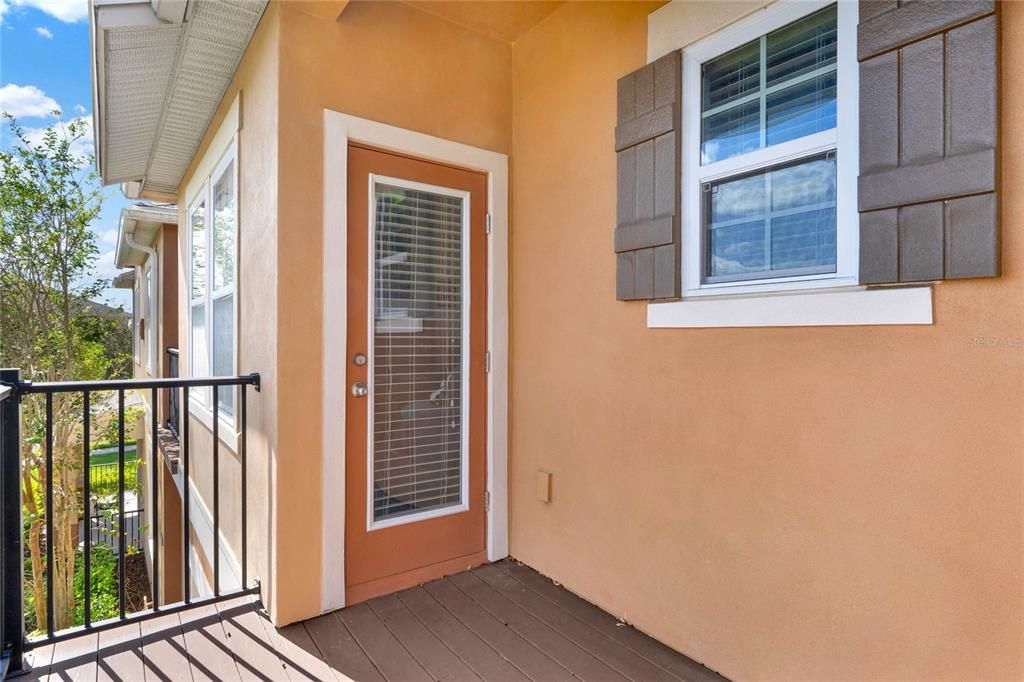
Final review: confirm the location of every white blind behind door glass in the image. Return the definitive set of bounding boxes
[371,182,466,522]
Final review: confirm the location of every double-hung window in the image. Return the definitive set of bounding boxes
[682,1,857,296]
[188,140,237,419]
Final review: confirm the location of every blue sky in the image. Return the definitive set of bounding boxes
[1,0,133,309]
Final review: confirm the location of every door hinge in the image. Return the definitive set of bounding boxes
[485,490,491,512]
[485,212,492,234]
[484,350,491,373]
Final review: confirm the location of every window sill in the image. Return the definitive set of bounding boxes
[647,285,933,328]
[188,397,239,453]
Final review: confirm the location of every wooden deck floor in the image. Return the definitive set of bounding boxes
[23,560,725,681]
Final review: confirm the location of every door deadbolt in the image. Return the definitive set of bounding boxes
[353,352,367,366]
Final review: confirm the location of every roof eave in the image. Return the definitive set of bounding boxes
[91,0,267,195]
[113,203,178,269]
[90,0,170,186]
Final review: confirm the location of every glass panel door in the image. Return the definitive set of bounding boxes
[369,178,469,526]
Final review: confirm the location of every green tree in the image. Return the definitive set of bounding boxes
[0,112,125,631]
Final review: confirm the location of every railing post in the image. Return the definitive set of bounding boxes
[1,369,25,675]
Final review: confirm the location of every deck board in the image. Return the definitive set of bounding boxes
[273,622,341,682]
[423,577,577,682]
[337,602,432,682]
[476,564,678,681]
[502,562,725,682]
[27,560,727,682]
[140,612,194,682]
[397,586,532,682]
[303,612,383,682]
[450,570,630,681]
[178,602,241,682]
[367,593,482,681]
[96,621,144,682]
[22,641,55,681]
[217,597,290,682]
[44,631,97,682]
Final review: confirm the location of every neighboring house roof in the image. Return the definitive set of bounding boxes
[112,270,136,289]
[75,297,131,321]
[90,0,268,198]
[115,203,178,268]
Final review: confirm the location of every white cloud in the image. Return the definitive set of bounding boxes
[21,115,94,160]
[95,248,116,273]
[98,228,118,246]
[34,25,51,38]
[0,83,59,118]
[74,104,86,115]
[2,0,86,24]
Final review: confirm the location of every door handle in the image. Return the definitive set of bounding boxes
[351,382,368,398]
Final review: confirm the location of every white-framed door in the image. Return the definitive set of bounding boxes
[321,110,509,612]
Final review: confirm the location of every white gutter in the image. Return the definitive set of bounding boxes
[115,203,177,268]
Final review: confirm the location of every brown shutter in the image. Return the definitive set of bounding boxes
[615,51,681,300]
[858,1,999,284]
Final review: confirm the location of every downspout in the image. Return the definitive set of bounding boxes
[125,231,158,263]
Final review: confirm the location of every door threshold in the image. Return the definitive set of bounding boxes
[344,549,488,605]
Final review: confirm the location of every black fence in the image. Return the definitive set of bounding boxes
[0,369,260,676]
[80,508,145,554]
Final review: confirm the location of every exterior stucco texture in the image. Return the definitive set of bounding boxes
[178,1,1023,679]
[509,2,1023,680]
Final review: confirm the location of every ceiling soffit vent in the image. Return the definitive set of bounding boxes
[93,0,267,196]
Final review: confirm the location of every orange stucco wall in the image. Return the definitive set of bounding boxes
[272,0,514,623]
[508,2,1023,680]
[174,0,514,626]
[172,1,1022,677]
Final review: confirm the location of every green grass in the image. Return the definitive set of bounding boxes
[89,446,138,466]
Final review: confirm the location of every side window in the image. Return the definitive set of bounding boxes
[133,280,141,363]
[189,139,237,417]
[145,263,156,374]
[211,157,236,416]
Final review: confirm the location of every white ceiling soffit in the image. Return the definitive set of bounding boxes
[92,0,267,195]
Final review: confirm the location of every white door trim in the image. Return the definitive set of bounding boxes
[321,110,509,613]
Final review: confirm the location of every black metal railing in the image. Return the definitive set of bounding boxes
[166,348,180,437]
[0,380,19,679]
[0,369,260,676]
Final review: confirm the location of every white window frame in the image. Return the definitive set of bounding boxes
[187,136,239,435]
[144,260,157,375]
[681,0,859,298]
[364,174,472,532]
[133,278,141,365]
